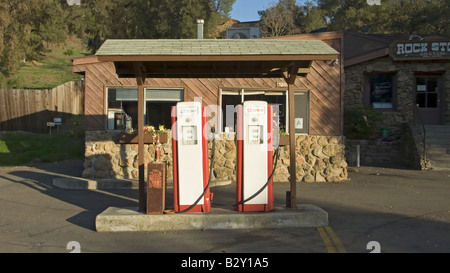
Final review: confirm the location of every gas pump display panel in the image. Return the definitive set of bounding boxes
[182,125,198,145]
[248,125,264,144]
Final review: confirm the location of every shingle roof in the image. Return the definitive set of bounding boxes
[95,39,338,56]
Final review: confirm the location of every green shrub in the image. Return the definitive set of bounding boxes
[344,105,382,139]
[63,49,74,56]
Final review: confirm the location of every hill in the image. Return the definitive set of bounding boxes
[13,36,90,90]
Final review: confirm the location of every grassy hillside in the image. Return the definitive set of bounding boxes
[14,36,91,89]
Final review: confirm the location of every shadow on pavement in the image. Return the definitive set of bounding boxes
[1,160,138,231]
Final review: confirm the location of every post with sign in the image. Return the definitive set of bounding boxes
[47,122,55,135]
[147,162,166,215]
[54,118,62,132]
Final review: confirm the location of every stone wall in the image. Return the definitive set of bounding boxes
[345,57,450,128]
[344,57,450,168]
[83,131,348,183]
[83,131,174,180]
[345,123,423,169]
[274,135,347,182]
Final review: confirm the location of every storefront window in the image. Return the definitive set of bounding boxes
[221,89,288,133]
[416,77,438,108]
[107,88,184,131]
[368,75,394,109]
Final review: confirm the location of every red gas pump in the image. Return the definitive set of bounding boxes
[171,101,212,213]
[236,101,275,212]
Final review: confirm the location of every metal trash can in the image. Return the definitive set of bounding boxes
[381,128,390,139]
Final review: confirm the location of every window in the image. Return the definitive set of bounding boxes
[107,88,138,131]
[367,75,394,109]
[220,89,287,133]
[107,88,184,131]
[146,89,183,129]
[416,77,438,108]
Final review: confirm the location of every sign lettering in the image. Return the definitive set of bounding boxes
[391,40,450,60]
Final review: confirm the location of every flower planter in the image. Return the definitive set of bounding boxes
[119,133,168,144]
[278,135,290,146]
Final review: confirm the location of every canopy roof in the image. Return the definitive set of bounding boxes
[90,39,338,78]
[95,39,338,59]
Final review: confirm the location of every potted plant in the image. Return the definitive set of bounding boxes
[278,130,290,146]
[119,124,168,144]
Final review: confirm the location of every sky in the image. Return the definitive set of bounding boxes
[230,0,307,22]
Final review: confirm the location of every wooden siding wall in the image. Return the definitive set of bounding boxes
[75,37,343,136]
[0,81,85,133]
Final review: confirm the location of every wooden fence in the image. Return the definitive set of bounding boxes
[0,80,84,133]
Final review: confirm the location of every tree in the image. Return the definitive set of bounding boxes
[0,0,68,78]
[316,0,449,35]
[0,0,238,83]
[259,0,300,37]
[77,0,236,51]
[297,1,328,33]
[390,0,450,35]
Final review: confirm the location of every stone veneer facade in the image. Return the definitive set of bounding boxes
[345,57,450,126]
[344,57,450,169]
[83,131,348,183]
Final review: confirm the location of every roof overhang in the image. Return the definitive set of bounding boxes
[89,39,339,78]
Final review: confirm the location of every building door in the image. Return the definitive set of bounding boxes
[415,76,443,125]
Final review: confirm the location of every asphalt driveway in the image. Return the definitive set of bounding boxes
[0,160,449,254]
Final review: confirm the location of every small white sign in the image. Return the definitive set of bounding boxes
[295,118,303,129]
[417,85,427,92]
[54,118,62,125]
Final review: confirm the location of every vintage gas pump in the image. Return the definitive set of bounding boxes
[236,101,275,212]
[171,101,212,213]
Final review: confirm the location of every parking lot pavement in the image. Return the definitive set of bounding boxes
[0,160,449,253]
[297,166,450,253]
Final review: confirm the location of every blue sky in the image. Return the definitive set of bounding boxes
[230,0,307,22]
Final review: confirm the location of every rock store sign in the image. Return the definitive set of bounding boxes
[391,40,450,60]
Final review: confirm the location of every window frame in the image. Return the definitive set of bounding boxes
[414,75,440,109]
[106,87,184,131]
[219,88,291,134]
[364,73,397,111]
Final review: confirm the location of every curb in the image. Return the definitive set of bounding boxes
[95,205,328,232]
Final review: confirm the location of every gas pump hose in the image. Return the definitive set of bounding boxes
[176,128,216,214]
[174,127,279,212]
[233,146,280,207]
